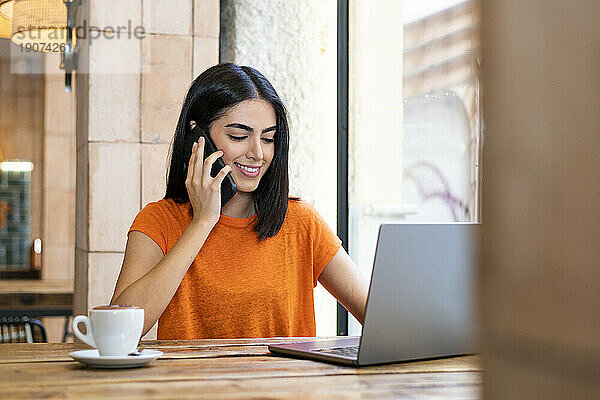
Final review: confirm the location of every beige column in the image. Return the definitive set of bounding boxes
[41,54,76,341]
[42,54,76,282]
[74,1,219,342]
[481,0,600,398]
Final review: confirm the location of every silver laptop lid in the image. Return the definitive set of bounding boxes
[358,223,479,365]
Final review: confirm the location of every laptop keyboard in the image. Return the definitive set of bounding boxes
[311,345,359,358]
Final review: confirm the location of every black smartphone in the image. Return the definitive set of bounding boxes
[185,125,237,208]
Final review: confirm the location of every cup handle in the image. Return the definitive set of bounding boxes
[72,315,97,348]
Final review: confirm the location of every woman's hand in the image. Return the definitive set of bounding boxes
[185,136,232,228]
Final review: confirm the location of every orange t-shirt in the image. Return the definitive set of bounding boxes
[127,198,341,339]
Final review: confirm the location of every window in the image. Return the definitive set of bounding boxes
[344,0,481,335]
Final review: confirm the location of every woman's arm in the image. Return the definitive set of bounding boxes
[111,137,232,336]
[111,220,214,336]
[318,247,370,324]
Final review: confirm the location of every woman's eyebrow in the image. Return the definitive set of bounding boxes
[225,123,276,133]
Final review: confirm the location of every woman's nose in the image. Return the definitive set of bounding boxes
[246,137,263,161]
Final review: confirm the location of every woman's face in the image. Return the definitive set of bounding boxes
[207,99,277,193]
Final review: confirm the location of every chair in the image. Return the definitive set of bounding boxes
[0,316,47,343]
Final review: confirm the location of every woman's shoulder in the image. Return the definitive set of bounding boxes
[283,197,340,249]
[137,198,190,226]
[140,198,177,214]
[286,196,315,217]
[284,196,323,229]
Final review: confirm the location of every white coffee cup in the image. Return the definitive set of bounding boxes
[72,305,144,356]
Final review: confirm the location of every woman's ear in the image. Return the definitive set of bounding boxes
[190,120,197,129]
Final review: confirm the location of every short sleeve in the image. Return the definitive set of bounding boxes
[128,202,170,255]
[309,207,342,287]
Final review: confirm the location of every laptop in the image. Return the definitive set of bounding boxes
[268,223,479,366]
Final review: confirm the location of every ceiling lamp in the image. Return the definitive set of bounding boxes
[0,13,10,38]
[11,0,80,92]
[11,0,75,52]
[0,161,35,172]
[0,0,13,20]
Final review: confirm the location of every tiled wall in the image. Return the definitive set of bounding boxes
[75,0,220,339]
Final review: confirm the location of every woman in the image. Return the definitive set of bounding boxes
[111,63,369,339]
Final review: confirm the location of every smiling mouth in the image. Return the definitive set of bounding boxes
[234,162,261,177]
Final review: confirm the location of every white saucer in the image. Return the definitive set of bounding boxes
[69,349,163,368]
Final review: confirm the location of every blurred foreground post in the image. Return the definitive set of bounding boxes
[481,0,600,398]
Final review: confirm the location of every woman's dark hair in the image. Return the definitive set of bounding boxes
[165,63,291,241]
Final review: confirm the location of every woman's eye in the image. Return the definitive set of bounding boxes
[261,138,275,143]
[228,135,247,141]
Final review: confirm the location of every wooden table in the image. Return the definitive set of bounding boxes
[0,279,73,317]
[0,338,481,399]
